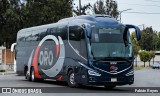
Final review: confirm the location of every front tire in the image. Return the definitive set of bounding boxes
[67,70,79,88]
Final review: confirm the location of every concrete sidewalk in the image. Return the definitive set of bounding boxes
[0,71,15,75]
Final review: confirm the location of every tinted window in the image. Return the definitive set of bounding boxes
[17,32,26,42]
[91,27,123,43]
[58,26,67,40]
[18,30,42,42]
[69,26,83,41]
[47,26,67,40]
[25,31,39,41]
[50,27,57,35]
[39,31,46,40]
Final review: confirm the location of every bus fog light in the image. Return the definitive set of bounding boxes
[82,75,86,78]
[88,70,101,76]
[126,70,134,76]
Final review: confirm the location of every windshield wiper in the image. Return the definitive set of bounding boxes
[114,57,131,63]
[92,58,109,62]
[92,57,131,63]
[92,57,117,62]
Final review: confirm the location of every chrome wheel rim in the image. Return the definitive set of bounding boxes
[26,70,29,79]
[26,71,28,77]
[70,73,75,84]
[31,70,34,81]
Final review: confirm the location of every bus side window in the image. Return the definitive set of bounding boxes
[39,32,46,40]
[35,33,40,41]
[58,26,67,40]
[69,26,83,41]
[46,28,51,35]
[46,27,57,41]
[50,27,57,35]
[47,26,67,40]
[18,32,26,42]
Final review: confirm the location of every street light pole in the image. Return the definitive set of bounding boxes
[138,24,145,30]
[79,0,82,14]
[119,9,132,23]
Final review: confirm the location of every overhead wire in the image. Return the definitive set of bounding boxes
[124,12,160,14]
[144,0,160,3]
[118,3,160,8]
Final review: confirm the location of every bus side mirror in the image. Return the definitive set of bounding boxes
[125,24,141,41]
[11,43,17,60]
[11,43,16,52]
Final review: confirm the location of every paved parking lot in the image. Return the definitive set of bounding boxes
[0,69,160,96]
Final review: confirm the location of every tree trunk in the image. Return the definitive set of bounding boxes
[136,56,137,67]
[144,62,145,67]
[149,60,150,67]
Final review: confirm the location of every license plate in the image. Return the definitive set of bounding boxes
[111,78,117,82]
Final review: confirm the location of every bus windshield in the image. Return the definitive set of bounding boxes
[90,27,132,59]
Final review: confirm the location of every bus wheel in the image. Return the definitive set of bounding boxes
[30,67,37,82]
[25,69,31,81]
[104,84,116,89]
[67,70,79,87]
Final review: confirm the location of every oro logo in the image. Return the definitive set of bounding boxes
[28,35,65,78]
[39,50,53,66]
[110,65,118,72]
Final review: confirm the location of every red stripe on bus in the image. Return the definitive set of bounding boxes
[57,75,62,81]
[56,44,60,57]
[32,46,41,78]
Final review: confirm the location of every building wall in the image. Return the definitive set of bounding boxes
[2,49,14,64]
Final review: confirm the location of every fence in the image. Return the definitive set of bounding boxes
[0,47,14,71]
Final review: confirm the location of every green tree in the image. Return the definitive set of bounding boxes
[139,51,150,67]
[131,32,140,57]
[150,51,155,64]
[156,32,160,50]
[0,0,19,47]
[0,0,73,48]
[139,27,158,51]
[147,51,155,67]
[131,32,140,67]
[24,0,73,26]
[148,51,152,67]
[73,3,91,15]
[93,0,119,19]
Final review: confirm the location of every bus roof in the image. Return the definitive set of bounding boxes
[18,14,121,33]
[58,14,120,26]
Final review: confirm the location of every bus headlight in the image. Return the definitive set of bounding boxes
[88,70,101,76]
[125,70,134,76]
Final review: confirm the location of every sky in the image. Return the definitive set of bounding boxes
[74,0,160,32]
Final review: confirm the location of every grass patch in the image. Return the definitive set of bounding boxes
[134,65,151,70]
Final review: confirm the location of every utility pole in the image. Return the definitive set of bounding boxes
[142,24,145,30]
[138,24,145,30]
[79,0,82,15]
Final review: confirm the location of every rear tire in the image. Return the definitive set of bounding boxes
[67,70,79,88]
[25,69,31,81]
[104,84,116,89]
[30,67,37,82]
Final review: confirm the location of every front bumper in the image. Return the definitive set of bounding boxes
[86,75,134,86]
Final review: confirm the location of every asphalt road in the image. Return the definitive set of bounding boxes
[0,69,160,96]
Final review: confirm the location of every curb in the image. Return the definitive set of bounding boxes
[0,71,15,75]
